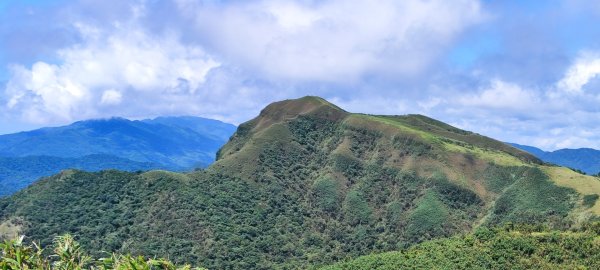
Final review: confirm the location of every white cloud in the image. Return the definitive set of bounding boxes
[3,22,219,123]
[7,0,600,153]
[267,2,321,30]
[557,52,600,94]
[100,89,122,105]
[180,0,484,82]
[458,79,538,110]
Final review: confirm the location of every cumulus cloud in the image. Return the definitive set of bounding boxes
[3,21,219,123]
[1,0,486,128]
[435,59,600,150]
[179,0,485,82]
[459,80,539,111]
[556,52,600,94]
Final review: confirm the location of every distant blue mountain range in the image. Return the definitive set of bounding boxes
[0,116,236,196]
[510,143,600,175]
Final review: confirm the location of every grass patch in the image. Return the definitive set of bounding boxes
[443,141,527,167]
[543,166,600,215]
[350,114,438,142]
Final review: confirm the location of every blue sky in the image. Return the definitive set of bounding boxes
[1,0,600,150]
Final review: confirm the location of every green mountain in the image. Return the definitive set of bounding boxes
[0,116,236,196]
[0,116,236,170]
[0,96,599,269]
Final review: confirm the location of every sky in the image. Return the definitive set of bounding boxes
[1,0,600,150]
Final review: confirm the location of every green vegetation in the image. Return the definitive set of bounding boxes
[0,234,205,269]
[543,165,600,215]
[569,167,587,175]
[391,134,432,157]
[487,167,576,226]
[311,177,341,213]
[322,224,600,270]
[342,190,373,225]
[481,164,526,193]
[405,191,448,242]
[0,97,598,269]
[583,194,599,208]
[379,114,540,164]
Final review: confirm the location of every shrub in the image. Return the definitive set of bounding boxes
[312,177,341,213]
[583,194,599,208]
[406,191,448,241]
[343,190,372,225]
[0,234,206,270]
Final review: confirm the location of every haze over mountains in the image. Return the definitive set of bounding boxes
[1,97,598,269]
[0,116,236,196]
[510,143,600,175]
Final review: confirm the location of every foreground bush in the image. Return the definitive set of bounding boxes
[0,234,206,270]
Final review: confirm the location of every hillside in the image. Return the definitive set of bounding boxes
[0,155,160,197]
[321,225,600,269]
[511,143,600,175]
[1,96,599,269]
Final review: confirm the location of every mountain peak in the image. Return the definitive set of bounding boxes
[251,96,348,132]
[262,96,346,115]
[217,96,541,176]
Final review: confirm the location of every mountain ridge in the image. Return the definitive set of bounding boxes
[0,116,236,196]
[510,142,600,174]
[0,116,236,168]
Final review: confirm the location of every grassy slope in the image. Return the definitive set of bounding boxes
[543,166,600,215]
[351,113,599,218]
[0,96,599,269]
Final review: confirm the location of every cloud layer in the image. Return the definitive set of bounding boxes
[5,21,218,123]
[179,0,484,82]
[2,0,600,150]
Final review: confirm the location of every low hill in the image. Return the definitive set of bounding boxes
[0,154,160,197]
[0,96,599,269]
[511,143,600,175]
[321,225,600,269]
